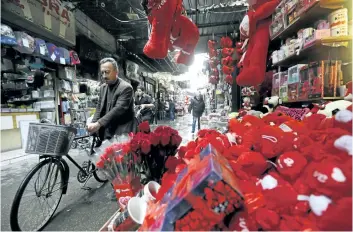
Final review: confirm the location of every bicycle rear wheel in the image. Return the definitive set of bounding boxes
[10,158,65,231]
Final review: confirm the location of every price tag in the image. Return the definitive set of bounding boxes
[40,46,46,55]
[60,57,66,65]
[279,123,292,132]
[51,53,56,61]
[22,38,29,47]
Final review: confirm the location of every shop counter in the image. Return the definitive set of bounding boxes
[0,112,40,151]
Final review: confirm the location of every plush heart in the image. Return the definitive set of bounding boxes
[331,167,346,182]
[334,135,353,156]
[119,196,132,208]
[297,194,332,216]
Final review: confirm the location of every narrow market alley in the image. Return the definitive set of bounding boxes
[0,115,196,231]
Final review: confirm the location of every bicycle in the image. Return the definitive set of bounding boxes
[9,123,108,231]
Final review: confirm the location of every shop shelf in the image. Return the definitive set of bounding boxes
[273,36,352,67]
[7,99,37,104]
[282,97,344,104]
[271,0,338,41]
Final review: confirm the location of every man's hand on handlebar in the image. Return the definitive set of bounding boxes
[87,122,101,133]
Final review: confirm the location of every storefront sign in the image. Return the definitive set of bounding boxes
[1,0,76,45]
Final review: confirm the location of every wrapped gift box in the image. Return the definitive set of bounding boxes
[140,144,243,231]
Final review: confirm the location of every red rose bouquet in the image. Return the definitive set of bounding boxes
[130,124,183,183]
[95,137,142,208]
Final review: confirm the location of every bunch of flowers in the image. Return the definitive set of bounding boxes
[94,137,142,207]
[143,106,352,231]
[131,123,183,183]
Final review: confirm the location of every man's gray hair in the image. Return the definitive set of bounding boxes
[100,57,119,71]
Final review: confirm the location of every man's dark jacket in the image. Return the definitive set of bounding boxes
[92,78,137,140]
[188,97,205,117]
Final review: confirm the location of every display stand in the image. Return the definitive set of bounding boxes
[270,0,352,106]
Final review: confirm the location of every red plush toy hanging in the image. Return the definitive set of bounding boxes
[209,59,219,69]
[170,14,200,66]
[143,0,180,59]
[220,36,233,48]
[236,0,280,87]
[208,40,217,50]
[222,65,234,75]
[222,48,234,57]
[221,56,233,66]
[225,74,233,85]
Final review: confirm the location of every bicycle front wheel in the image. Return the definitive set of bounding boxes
[10,158,65,231]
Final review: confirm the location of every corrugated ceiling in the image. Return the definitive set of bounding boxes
[72,0,247,72]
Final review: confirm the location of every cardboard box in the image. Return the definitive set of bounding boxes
[272,72,282,96]
[298,65,310,100]
[288,64,307,101]
[279,72,289,102]
[140,144,243,231]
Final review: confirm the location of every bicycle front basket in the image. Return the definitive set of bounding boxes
[25,123,77,156]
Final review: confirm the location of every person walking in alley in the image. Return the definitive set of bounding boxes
[135,86,155,124]
[188,92,205,135]
[152,98,158,124]
[168,98,176,121]
[87,57,137,200]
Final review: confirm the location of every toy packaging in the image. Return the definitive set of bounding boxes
[308,60,343,99]
[309,61,326,99]
[140,144,243,231]
[298,65,310,100]
[287,64,307,101]
[272,72,282,97]
[279,72,289,102]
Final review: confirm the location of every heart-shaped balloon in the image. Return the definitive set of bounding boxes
[119,196,132,208]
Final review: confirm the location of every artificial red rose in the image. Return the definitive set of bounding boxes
[138,121,150,133]
[96,160,105,169]
[186,141,197,150]
[161,134,170,146]
[141,140,151,154]
[171,134,182,146]
[130,140,139,152]
[165,156,182,172]
[121,143,131,154]
[150,132,160,146]
[178,146,187,158]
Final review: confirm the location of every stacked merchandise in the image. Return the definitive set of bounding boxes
[207,40,219,85]
[220,36,234,85]
[272,60,346,103]
[271,2,350,64]
[239,87,257,117]
[138,104,352,231]
[1,23,81,124]
[94,122,182,208]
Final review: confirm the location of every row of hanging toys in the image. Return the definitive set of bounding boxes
[220,36,234,86]
[208,38,219,85]
[141,0,199,66]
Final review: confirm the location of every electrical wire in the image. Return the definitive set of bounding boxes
[98,5,148,23]
[124,0,147,17]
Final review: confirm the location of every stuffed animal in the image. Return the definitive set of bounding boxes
[317,100,352,117]
[143,0,180,59]
[170,14,200,66]
[236,0,280,87]
[220,36,233,48]
[242,96,252,111]
[260,96,282,115]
